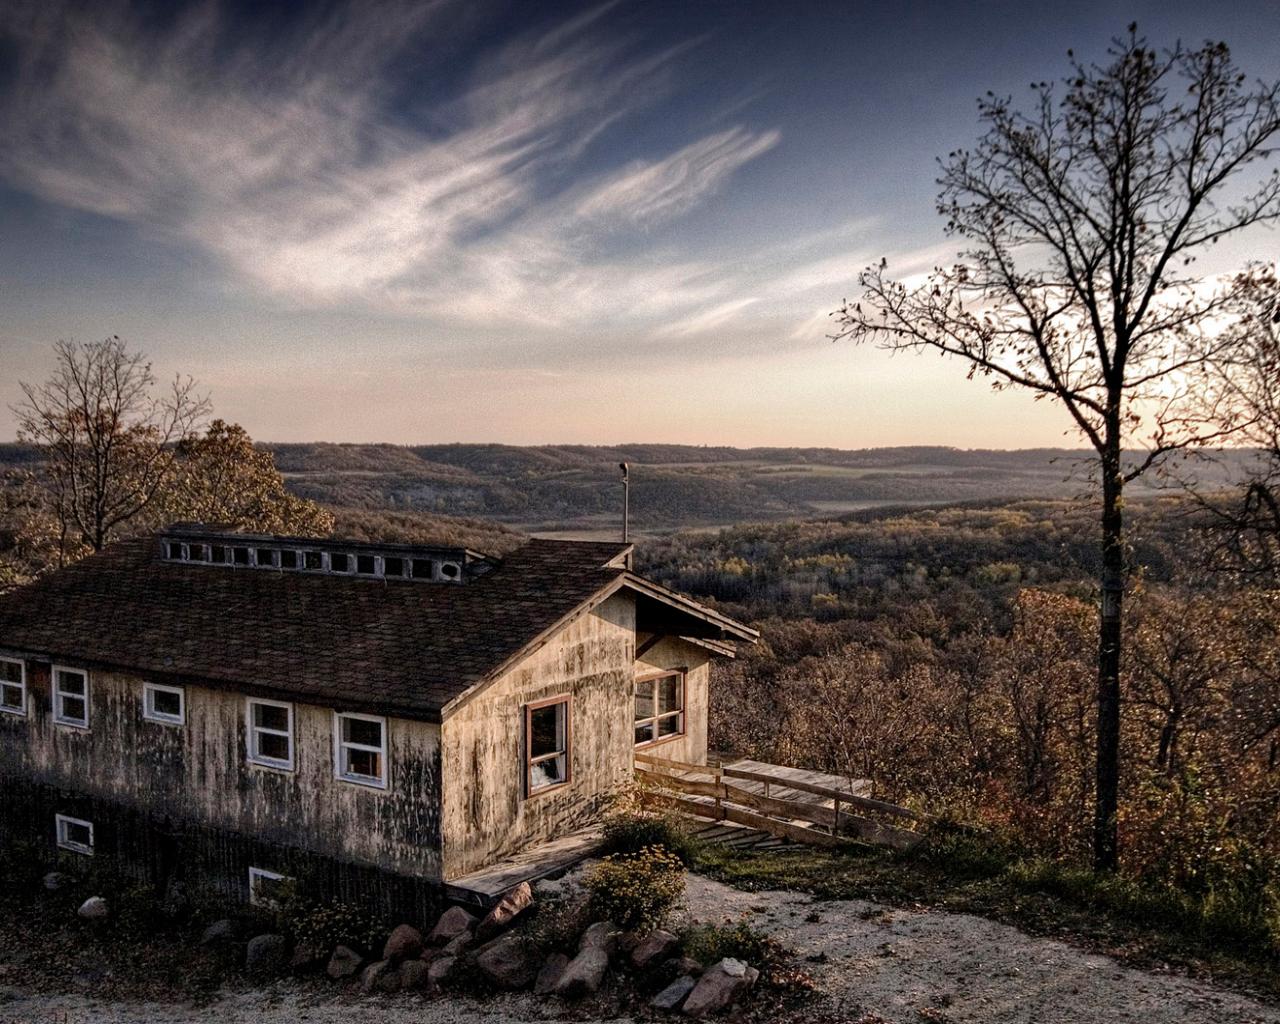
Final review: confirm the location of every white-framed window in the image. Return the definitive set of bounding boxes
[0,656,26,716]
[248,866,291,907]
[52,666,90,729]
[525,696,571,797]
[143,682,185,726]
[634,672,685,747]
[55,814,94,855]
[333,712,389,788]
[246,698,295,770]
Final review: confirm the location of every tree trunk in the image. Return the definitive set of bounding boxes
[1094,450,1124,870]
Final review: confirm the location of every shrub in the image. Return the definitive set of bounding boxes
[584,845,685,931]
[601,805,701,867]
[678,917,785,971]
[522,896,591,956]
[276,884,385,954]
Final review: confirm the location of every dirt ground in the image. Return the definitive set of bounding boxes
[2,869,1276,1024]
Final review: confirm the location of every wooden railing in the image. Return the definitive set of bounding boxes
[634,752,927,851]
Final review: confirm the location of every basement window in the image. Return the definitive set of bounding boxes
[525,696,571,796]
[248,866,291,907]
[143,682,185,726]
[246,698,295,770]
[55,814,94,855]
[334,712,388,788]
[635,672,685,747]
[53,666,90,729]
[0,657,26,716]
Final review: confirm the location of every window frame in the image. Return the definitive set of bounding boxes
[55,813,94,855]
[248,866,291,907]
[52,665,90,730]
[245,697,295,771]
[633,670,686,748]
[524,694,572,798]
[0,655,26,717]
[333,711,389,789]
[142,681,186,726]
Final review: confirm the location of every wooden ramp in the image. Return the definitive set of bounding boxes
[443,827,603,907]
[636,752,930,851]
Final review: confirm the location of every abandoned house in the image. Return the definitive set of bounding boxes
[0,524,756,913]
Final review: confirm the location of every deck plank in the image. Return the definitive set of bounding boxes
[444,828,603,906]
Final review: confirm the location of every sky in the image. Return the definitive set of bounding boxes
[0,0,1278,448]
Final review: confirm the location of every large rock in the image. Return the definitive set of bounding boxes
[327,944,364,980]
[382,923,425,963]
[533,952,570,996]
[245,934,289,977]
[399,958,430,991]
[579,921,621,955]
[553,947,610,998]
[681,958,758,1018]
[427,906,476,945]
[76,896,108,920]
[289,941,328,973]
[475,881,533,941]
[632,929,680,969]
[474,932,538,990]
[360,959,396,994]
[427,954,457,987]
[651,974,697,1011]
[442,931,474,956]
[199,918,237,946]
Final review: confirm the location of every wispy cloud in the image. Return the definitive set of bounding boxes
[0,0,785,334]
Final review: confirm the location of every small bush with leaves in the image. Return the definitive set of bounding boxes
[522,896,592,957]
[679,917,784,972]
[276,883,386,954]
[601,800,701,867]
[584,844,685,932]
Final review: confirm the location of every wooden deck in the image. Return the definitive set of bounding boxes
[721,757,872,806]
[443,827,603,907]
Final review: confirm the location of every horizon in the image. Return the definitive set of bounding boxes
[3,1,1279,448]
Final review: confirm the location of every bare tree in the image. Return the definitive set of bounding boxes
[831,29,1280,868]
[1194,266,1280,582]
[14,337,209,558]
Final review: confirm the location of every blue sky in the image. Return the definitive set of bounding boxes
[1,0,1278,446]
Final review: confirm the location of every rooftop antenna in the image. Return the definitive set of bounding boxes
[620,462,630,544]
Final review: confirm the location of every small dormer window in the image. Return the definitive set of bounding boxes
[255,548,278,568]
[329,552,352,574]
[412,559,434,579]
[279,549,298,570]
[303,551,323,570]
[232,547,251,566]
[383,556,406,578]
[356,554,377,575]
[167,541,184,560]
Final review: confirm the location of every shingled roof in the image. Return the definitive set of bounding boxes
[0,531,754,721]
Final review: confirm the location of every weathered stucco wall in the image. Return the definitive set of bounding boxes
[0,660,443,880]
[635,634,712,766]
[438,593,636,879]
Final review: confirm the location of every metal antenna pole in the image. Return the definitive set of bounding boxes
[619,462,630,543]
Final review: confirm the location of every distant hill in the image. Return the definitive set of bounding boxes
[254,443,1259,536]
[0,442,1256,538]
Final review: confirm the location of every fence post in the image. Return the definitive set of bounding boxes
[833,796,842,836]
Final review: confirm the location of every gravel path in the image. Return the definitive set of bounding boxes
[1,869,1275,1024]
